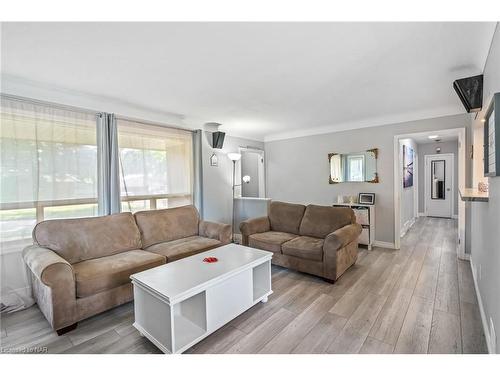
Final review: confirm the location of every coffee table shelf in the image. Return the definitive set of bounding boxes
[131,244,273,354]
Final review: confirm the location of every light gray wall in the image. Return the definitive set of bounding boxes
[400,139,418,233]
[201,131,264,225]
[469,24,500,353]
[265,113,471,245]
[417,141,459,216]
[241,152,260,197]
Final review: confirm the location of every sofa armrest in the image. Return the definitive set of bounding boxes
[22,245,77,330]
[322,223,362,281]
[199,220,232,244]
[324,223,362,252]
[239,216,271,246]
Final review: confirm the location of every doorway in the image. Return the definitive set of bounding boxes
[424,153,454,218]
[393,127,466,259]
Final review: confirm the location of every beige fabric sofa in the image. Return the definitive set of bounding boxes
[240,201,362,282]
[22,205,231,334]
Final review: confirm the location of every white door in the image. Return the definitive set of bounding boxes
[425,154,454,218]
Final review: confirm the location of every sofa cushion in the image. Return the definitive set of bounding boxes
[134,205,200,248]
[299,205,355,239]
[268,201,306,235]
[248,231,298,253]
[33,212,142,264]
[73,250,165,298]
[145,236,221,262]
[282,236,324,261]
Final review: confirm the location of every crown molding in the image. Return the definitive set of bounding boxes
[264,107,465,142]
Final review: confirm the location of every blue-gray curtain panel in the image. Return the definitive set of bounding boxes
[192,129,204,218]
[97,113,121,215]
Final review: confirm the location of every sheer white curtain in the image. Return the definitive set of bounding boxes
[0,96,98,311]
[117,119,193,212]
[0,97,98,252]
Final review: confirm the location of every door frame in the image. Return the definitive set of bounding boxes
[393,127,466,260]
[424,153,454,218]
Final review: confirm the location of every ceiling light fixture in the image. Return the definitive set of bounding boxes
[428,135,439,139]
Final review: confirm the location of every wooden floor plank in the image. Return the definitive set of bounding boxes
[394,296,434,354]
[187,324,246,354]
[359,337,394,354]
[225,308,296,354]
[428,309,462,354]
[259,293,336,354]
[435,269,460,316]
[460,301,488,354]
[369,287,413,345]
[458,260,478,305]
[291,313,347,354]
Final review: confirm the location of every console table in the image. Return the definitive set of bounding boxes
[333,202,375,250]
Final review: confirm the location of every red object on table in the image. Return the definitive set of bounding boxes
[203,257,218,263]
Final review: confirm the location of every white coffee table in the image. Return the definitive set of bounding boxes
[130,244,273,354]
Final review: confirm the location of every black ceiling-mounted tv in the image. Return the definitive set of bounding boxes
[212,131,225,149]
[453,74,483,113]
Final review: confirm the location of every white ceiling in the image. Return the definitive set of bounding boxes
[1,22,496,141]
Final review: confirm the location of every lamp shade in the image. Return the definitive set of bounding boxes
[227,153,242,161]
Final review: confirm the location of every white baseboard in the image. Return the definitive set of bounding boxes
[418,212,458,220]
[470,259,494,354]
[400,217,416,237]
[373,240,396,249]
[459,253,470,261]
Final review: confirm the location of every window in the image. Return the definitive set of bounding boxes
[117,119,193,212]
[0,97,98,252]
[347,155,365,182]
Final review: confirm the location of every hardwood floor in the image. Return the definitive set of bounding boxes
[0,217,487,354]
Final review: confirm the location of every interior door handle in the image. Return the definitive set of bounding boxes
[446,188,451,191]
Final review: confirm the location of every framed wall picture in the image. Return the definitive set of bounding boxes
[210,153,218,167]
[403,144,414,188]
[358,193,375,205]
[484,92,500,177]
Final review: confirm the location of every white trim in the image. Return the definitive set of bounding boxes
[418,212,426,217]
[372,240,396,249]
[400,217,416,237]
[452,214,458,219]
[393,136,401,249]
[424,153,455,218]
[470,259,493,354]
[264,108,463,142]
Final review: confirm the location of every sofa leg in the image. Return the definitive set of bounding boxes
[56,323,78,336]
[323,277,336,284]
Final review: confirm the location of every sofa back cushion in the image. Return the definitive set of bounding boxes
[299,205,355,238]
[33,212,142,264]
[134,205,200,248]
[268,201,306,235]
